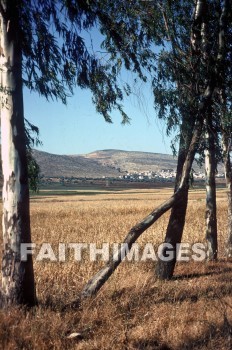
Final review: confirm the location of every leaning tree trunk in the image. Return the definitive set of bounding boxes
[0,2,36,307]
[221,129,232,257]
[155,115,195,280]
[204,118,218,260]
[78,115,204,299]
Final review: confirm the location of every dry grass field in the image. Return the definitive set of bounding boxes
[0,188,232,349]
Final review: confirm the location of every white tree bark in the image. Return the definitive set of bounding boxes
[0,2,36,307]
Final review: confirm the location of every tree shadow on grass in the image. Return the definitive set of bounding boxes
[180,319,232,349]
[39,260,232,312]
[168,259,232,280]
[173,265,232,281]
[122,281,232,309]
[133,316,232,349]
[133,338,172,350]
[107,262,232,315]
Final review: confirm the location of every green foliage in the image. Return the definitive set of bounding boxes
[137,0,232,162]
[27,151,40,193]
[18,0,154,124]
[25,119,42,193]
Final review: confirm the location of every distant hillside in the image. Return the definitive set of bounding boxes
[83,150,226,174]
[83,149,179,173]
[32,149,211,179]
[0,149,224,179]
[32,150,123,178]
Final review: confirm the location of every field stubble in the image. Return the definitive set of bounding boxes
[0,188,232,349]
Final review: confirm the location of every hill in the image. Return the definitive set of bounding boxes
[32,150,123,178]
[83,149,178,173]
[32,149,180,178]
[32,149,210,178]
[0,149,224,179]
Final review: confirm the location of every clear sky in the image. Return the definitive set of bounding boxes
[24,80,174,156]
[23,24,174,157]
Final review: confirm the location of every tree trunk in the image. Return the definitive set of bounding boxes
[156,187,189,278]
[216,0,232,257]
[221,129,232,257]
[156,120,197,279]
[155,116,194,280]
[0,2,36,307]
[155,0,210,280]
[204,118,217,260]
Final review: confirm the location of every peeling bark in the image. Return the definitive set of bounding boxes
[204,117,218,260]
[0,1,36,306]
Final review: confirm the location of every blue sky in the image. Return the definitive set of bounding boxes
[23,25,174,156]
[24,82,174,156]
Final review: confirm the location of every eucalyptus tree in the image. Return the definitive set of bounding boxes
[100,0,221,277]
[219,93,232,258]
[198,0,232,259]
[104,0,220,277]
[156,0,216,276]
[217,3,232,256]
[221,112,232,257]
[80,0,232,297]
[151,0,201,278]
[0,0,153,307]
[152,0,232,277]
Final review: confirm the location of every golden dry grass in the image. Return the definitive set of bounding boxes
[0,188,232,349]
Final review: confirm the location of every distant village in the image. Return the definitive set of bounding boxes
[119,169,225,182]
[40,168,225,186]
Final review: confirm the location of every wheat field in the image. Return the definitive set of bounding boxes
[0,188,232,349]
